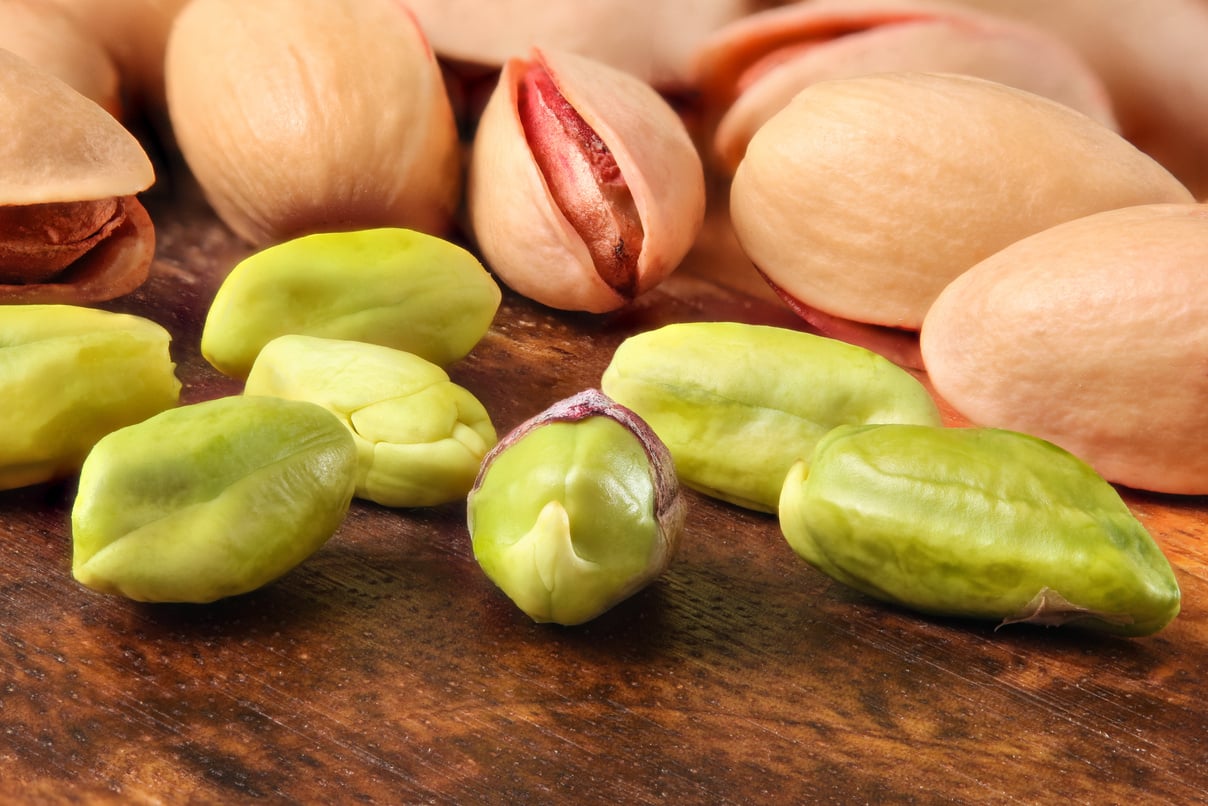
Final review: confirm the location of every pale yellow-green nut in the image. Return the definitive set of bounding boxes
[600,320,942,513]
[779,424,1181,637]
[467,389,684,626]
[244,334,497,507]
[200,227,502,379]
[71,395,358,603]
[0,304,180,491]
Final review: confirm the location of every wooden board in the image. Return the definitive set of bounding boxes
[2,170,1206,805]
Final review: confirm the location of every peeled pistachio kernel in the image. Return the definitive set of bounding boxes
[0,304,179,490]
[600,321,942,513]
[201,228,501,379]
[71,395,357,604]
[779,424,1181,637]
[467,389,684,626]
[244,334,497,508]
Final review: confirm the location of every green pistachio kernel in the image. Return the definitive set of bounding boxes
[0,304,180,490]
[244,334,497,507]
[779,424,1181,636]
[467,389,684,626]
[201,227,502,379]
[71,395,357,603]
[600,321,942,512]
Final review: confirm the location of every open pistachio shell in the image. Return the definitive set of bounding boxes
[0,48,155,303]
[0,304,180,490]
[694,0,1115,173]
[730,72,1193,344]
[72,395,358,604]
[779,424,1181,637]
[245,335,497,508]
[467,389,684,626]
[165,0,461,247]
[467,47,705,313]
[921,203,1208,496]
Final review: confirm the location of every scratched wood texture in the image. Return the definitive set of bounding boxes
[1,160,1206,806]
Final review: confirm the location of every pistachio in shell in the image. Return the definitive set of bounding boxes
[729,72,1193,365]
[692,0,1115,173]
[165,0,461,247]
[467,389,684,626]
[0,48,155,304]
[921,203,1208,496]
[467,47,705,313]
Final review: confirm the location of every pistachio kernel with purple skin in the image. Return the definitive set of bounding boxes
[467,388,684,626]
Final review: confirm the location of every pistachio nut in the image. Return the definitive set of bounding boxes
[0,304,180,491]
[921,203,1208,496]
[165,0,461,247]
[244,335,497,508]
[467,389,684,626]
[0,48,156,304]
[946,0,1208,199]
[600,321,942,513]
[72,395,357,603]
[729,72,1193,356]
[693,0,1115,173]
[467,47,705,313]
[779,424,1181,637]
[0,0,121,118]
[200,227,501,380]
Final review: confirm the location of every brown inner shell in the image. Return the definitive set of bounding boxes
[0,196,155,304]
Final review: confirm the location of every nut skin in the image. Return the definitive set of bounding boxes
[467,389,684,626]
[0,304,180,491]
[200,228,501,380]
[600,321,942,513]
[244,335,497,508]
[921,203,1208,496]
[165,0,462,247]
[779,424,1181,637]
[692,0,1116,174]
[468,47,705,313]
[0,48,155,303]
[730,72,1193,336]
[71,395,358,604]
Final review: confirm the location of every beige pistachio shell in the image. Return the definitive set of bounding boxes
[730,72,1193,335]
[945,0,1208,200]
[402,0,753,89]
[467,48,705,313]
[165,0,461,247]
[1,48,152,206]
[694,0,1115,173]
[0,0,120,118]
[921,203,1208,496]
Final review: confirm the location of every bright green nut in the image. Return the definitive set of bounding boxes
[71,395,357,603]
[779,424,1181,636]
[201,227,502,379]
[600,321,942,512]
[0,304,180,490]
[244,334,497,507]
[467,389,684,626]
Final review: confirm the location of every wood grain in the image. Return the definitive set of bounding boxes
[1,169,1205,806]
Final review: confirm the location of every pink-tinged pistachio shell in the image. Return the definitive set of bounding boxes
[921,203,1208,496]
[165,0,461,247]
[467,48,705,313]
[402,0,753,90]
[729,72,1194,349]
[694,0,1115,173]
[0,48,155,303]
[0,0,120,118]
[945,0,1208,199]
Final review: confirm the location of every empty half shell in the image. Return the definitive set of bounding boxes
[467,48,705,313]
[0,48,155,304]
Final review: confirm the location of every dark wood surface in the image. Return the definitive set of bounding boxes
[2,172,1206,806]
